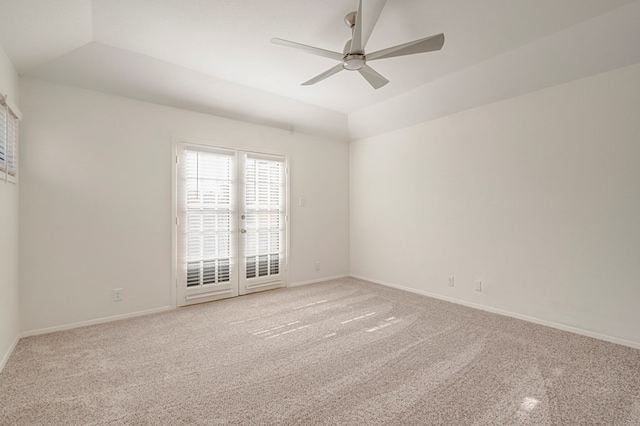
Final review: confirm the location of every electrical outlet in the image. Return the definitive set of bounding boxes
[447,276,454,287]
[474,280,482,292]
[113,288,123,301]
[315,261,320,271]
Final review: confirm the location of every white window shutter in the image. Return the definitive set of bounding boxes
[243,154,286,280]
[0,99,20,180]
[7,111,17,176]
[183,147,236,287]
[0,104,6,174]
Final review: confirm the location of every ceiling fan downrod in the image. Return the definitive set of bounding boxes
[342,11,366,71]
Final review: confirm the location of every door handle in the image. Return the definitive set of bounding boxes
[240,229,247,234]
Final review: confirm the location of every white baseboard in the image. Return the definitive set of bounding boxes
[17,278,348,338]
[289,274,350,288]
[0,334,20,374]
[350,274,640,350]
[20,306,174,338]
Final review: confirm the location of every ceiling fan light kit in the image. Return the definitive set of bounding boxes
[342,54,366,71]
[271,0,445,89]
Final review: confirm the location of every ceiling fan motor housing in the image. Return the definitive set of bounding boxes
[343,54,366,70]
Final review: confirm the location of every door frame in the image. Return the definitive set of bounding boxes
[171,136,290,308]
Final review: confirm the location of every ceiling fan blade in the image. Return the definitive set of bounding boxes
[367,33,445,61]
[302,64,345,86]
[351,0,387,53]
[271,38,344,61]
[357,65,389,89]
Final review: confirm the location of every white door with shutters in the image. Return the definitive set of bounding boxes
[176,143,287,306]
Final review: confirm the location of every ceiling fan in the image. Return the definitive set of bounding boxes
[271,0,444,89]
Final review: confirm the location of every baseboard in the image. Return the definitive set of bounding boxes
[350,274,640,350]
[289,274,350,288]
[0,334,20,374]
[20,306,174,338]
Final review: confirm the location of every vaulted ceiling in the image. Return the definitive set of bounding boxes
[1,0,639,140]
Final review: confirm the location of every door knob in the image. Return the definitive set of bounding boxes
[240,229,247,234]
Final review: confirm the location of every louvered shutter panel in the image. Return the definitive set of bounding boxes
[244,154,285,281]
[0,104,6,173]
[184,148,235,288]
[6,111,17,176]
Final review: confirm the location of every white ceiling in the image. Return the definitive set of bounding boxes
[1,0,638,139]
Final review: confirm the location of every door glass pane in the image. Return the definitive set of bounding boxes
[244,157,284,280]
[184,150,234,287]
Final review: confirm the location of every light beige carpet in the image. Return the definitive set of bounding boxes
[1,277,640,425]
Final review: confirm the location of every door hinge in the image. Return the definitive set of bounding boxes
[176,155,180,164]
[176,217,180,226]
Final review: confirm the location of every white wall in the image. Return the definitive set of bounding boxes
[29,42,350,142]
[350,63,640,347]
[0,44,20,371]
[19,77,349,333]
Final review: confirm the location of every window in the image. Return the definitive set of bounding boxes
[0,96,20,183]
[184,147,235,288]
[243,154,285,280]
[0,104,5,174]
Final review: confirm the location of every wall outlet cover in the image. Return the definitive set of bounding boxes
[113,288,123,301]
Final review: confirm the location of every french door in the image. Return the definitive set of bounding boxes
[176,142,288,306]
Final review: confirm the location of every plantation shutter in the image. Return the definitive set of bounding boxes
[243,153,286,282]
[0,104,6,173]
[0,98,20,180]
[183,147,236,289]
[7,110,17,176]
